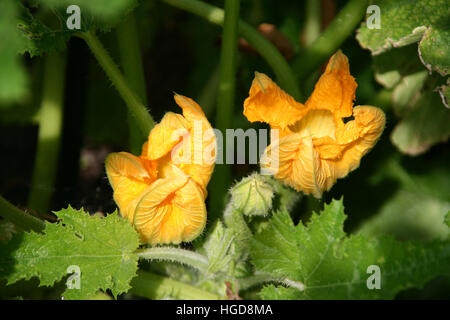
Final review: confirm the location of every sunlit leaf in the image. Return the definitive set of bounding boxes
[251,199,450,299]
[0,207,140,299]
[357,0,449,76]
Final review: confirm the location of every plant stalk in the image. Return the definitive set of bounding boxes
[28,52,66,214]
[162,0,302,100]
[293,0,368,80]
[0,195,45,232]
[209,0,240,220]
[130,271,222,300]
[116,13,149,154]
[79,30,154,138]
[136,247,209,273]
[303,0,321,46]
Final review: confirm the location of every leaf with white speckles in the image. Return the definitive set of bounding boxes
[251,199,450,299]
[356,0,449,76]
[0,207,140,299]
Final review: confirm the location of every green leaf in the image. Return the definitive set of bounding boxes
[224,205,253,258]
[0,220,18,243]
[16,4,71,57]
[39,0,138,24]
[224,205,254,277]
[259,284,302,300]
[267,177,301,213]
[360,153,450,241]
[15,0,139,58]
[359,151,450,241]
[372,46,429,114]
[39,0,139,32]
[370,45,450,154]
[391,90,450,155]
[356,0,449,76]
[437,79,450,108]
[251,199,450,299]
[0,206,140,299]
[202,220,234,275]
[418,24,450,76]
[361,191,450,241]
[372,46,425,90]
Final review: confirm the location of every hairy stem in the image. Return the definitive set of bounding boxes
[136,247,209,274]
[162,0,302,100]
[0,195,45,232]
[117,13,149,154]
[79,30,154,138]
[293,0,368,80]
[28,52,66,214]
[238,273,305,292]
[131,271,222,300]
[209,0,240,220]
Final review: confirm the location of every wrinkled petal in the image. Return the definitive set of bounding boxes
[248,52,385,198]
[173,94,216,193]
[289,109,336,139]
[261,134,336,198]
[271,125,294,138]
[332,105,386,178]
[305,50,357,120]
[106,94,215,245]
[105,152,155,220]
[312,136,344,160]
[133,176,206,244]
[243,72,306,129]
[146,112,191,160]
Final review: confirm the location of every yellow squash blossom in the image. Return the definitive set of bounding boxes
[244,51,385,198]
[105,94,216,244]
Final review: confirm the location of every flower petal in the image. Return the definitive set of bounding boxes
[243,72,306,129]
[305,51,357,120]
[105,152,154,220]
[289,109,336,138]
[133,176,206,244]
[261,134,336,198]
[173,94,217,193]
[145,112,191,160]
[333,105,386,178]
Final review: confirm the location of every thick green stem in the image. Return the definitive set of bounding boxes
[162,0,302,100]
[136,247,209,273]
[116,13,149,154]
[28,52,66,214]
[79,30,154,138]
[131,271,222,300]
[303,0,321,46]
[0,195,45,232]
[293,0,368,80]
[209,0,240,220]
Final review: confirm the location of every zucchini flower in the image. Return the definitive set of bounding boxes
[105,94,216,244]
[244,51,385,198]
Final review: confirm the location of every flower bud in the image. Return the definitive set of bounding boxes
[230,173,274,216]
